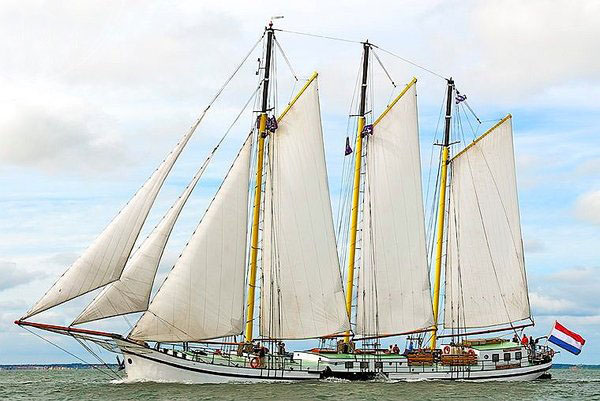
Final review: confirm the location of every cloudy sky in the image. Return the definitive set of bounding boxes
[1,0,598,365]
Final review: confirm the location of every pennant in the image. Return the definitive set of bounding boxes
[345,137,353,156]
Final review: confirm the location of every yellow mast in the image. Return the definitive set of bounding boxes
[244,24,274,343]
[430,78,454,349]
[344,42,370,344]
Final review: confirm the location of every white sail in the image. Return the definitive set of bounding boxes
[72,161,207,325]
[444,116,531,329]
[356,81,434,336]
[24,124,199,319]
[260,77,350,339]
[128,136,252,342]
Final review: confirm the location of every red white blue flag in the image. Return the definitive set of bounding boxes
[549,321,585,355]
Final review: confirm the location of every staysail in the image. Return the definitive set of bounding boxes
[356,80,434,336]
[24,124,199,319]
[128,135,252,342]
[72,160,208,325]
[444,115,531,329]
[260,75,350,339]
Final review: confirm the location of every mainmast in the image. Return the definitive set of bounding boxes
[344,41,370,344]
[244,22,274,343]
[430,78,454,349]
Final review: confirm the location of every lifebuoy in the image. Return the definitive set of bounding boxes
[467,349,476,357]
[250,357,261,368]
[443,345,451,354]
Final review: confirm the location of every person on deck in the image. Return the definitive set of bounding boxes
[521,334,529,346]
[529,336,535,353]
[393,344,400,354]
[258,346,266,368]
[512,334,519,343]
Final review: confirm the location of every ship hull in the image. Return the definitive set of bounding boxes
[117,340,552,384]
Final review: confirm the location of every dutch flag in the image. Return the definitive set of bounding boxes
[548,321,586,355]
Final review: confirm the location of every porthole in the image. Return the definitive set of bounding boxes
[484,354,489,359]
[127,358,133,364]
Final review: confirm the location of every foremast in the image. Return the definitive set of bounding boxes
[244,23,274,343]
[430,78,454,349]
[344,41,370,344]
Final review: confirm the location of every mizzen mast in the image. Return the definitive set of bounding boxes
[344,41,370,344]
[244,22,274,343]
[430,78,454,349]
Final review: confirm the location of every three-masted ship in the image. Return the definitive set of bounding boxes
[16,22,554,382]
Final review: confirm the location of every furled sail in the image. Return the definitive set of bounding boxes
[72,160,208,325]
[356,80,434,336]
[24,125,199,319]
[128,135,252,342]
[444,115,531,329]
[260,76,350,339]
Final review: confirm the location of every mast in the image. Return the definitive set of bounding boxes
[244,23,274,343]
[344,41,370,344]
[430,78,454,349]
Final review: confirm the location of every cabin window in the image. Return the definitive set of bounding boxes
[492,354,499,362]
[345,362,354,369]
[515,352,522,360]
[504,353,511,361]
[360,362,369,369]
[375,362,383,369]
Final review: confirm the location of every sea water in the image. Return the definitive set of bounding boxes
[0,368,598,400]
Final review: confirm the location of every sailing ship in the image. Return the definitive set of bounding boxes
[15,22,554,382]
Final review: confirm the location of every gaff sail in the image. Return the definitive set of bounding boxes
[356,80,434,337]
[444,115,531,329]
[260,76,350,339]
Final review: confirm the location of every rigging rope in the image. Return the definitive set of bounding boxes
[276,28,447,80]
[371,48,396,88]
[21,326,121,381]
[371,45,448,81]
[274,28,362,44]
[201,33,265,115]
[273,36,298,82]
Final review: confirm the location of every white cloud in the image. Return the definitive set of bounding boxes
[0,261,51,291]
[529,292,577,315]
[574,190,600,225]
[523,238,545,253]
[0,104,127,173]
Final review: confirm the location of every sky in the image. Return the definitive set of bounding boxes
[0,0,599,365]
